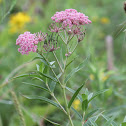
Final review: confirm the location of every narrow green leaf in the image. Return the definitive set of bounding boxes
[88,89,109,103]
[23,95,61,110]
[60,48,64,69]
[68,83,85,108]
[82,99,88,111]
[49,61,55,65]
[13,73,42,79]
[113,21,126,38]
[101,114,118,126]
[88,93,93,100]
[64,56,89,83]
[84,115,99,126]
[48,73,62,92]
[34,71,58,83]
[84,109,99,120]
[82,94,88,101]
[22,82,49,93]
[43,117,60,126]
[57,73,62,79]
[91,111,104,122]
[49,81,56,92]
[84,112,103,126]
[71,107,83,120]
[36,64,40,71]
[32,57,48,66]
[66,86,82,102]
[89,118,98,126]
[32,56,42,61]
[104,117,115,126]
[65,56,78,70]
[43,65,49,83]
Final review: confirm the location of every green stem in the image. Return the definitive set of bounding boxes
[58,32,67,45]
[71,42,78,55]
[40,53,63,88]
[67,35,74,44]
[82,112,85,126]
[46,83,67,114]
[60,40,74,126]
[52,51,64,73]
[63,86,74,126]
[52,93,67,115]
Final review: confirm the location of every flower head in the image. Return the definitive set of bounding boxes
[51,9,91,42]
[16,32,38,55]
[51,9,91,28]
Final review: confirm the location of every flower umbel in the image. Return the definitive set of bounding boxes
[16,32,38,55]
[51,9,91,42]
[51,9,91,27]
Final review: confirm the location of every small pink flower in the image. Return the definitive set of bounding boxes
[65,53,68,56]
[69,52,72,55]
[16,31,39,55]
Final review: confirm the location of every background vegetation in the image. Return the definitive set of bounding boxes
[0,0,126,125]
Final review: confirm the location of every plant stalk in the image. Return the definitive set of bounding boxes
[63,86,74,126]
[82,112,85,126]
[52,51,64,73]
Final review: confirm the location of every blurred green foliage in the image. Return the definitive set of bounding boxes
[0,0,126,125]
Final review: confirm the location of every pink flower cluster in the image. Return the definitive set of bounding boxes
[51,9,92,28]
[16,32,38,55]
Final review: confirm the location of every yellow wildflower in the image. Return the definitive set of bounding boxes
[89,74,95,80]
[100,17,110,24]
[0,0,2,4]
[73,99,80,110]
[9,12,31,33]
